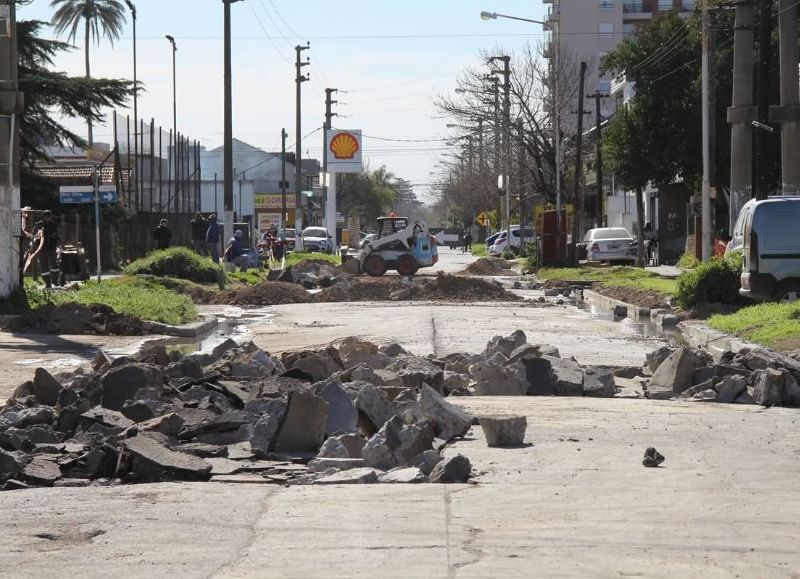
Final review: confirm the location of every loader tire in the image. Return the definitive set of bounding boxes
[396,254,418,276]
[364,255,387,277]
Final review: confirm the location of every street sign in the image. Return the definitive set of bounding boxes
[59,185,117,205]
[476,212,489,227]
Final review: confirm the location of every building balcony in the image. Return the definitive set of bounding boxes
[546,3,560,23]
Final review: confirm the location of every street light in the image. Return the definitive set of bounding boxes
[480,11,546,25]
[124,0,138,210]
[165,35,177,143]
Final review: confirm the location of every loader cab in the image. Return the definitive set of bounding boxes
[376,216,409,239]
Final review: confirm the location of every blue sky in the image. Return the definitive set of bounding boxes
[19,0,549,200]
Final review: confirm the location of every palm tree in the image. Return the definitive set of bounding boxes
[50,0,127,147]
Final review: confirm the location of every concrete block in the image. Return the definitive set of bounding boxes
[479,416,527,447]
[274,392,328,454]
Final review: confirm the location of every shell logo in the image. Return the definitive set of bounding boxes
[329,132,360,160]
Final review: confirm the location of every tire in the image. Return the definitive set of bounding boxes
[396,254,417,276]
[363,254,387,277]
[774,281,800,303]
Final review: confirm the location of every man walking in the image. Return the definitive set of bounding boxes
[154,219,172,251]
[206,214,221,263]
[190,212,208,255]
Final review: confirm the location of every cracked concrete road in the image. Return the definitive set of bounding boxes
[2,397,799,578]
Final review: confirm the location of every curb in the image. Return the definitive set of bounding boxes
[582,289,655,318]
[141,315,218,338]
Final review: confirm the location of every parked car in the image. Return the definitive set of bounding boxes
[488,226,535,256]
[726,198,756,255]
[740,197,800,302]
[582,227,636,264]
[301,226,334,254]
[485,230,503,248]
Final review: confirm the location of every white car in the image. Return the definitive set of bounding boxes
[583,227,636,264]
[301,226,334,254]
[488,226,535,256]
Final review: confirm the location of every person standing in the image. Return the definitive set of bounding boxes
[190,212,208,255]
[154,218,172,251]
[206,214,220,263]
[463,230,473,253]
[30,211,60,288]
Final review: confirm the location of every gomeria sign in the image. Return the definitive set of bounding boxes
[326,129,362,173]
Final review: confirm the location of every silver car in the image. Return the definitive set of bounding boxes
[583,227,636,264]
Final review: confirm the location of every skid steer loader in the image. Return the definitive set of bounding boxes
[342,216,438,276]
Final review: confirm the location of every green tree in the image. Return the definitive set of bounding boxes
[18,19,133,206]
[50,0,127,146]
[338,166,396,226]
[603,101,655,268]
[390,177,422,218]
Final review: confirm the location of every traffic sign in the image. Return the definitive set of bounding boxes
[476,211,489,227]
[59,185,117,205]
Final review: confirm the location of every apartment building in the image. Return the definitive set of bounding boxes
[543,0,696,116]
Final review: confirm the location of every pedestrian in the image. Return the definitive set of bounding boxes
[463,230,473,253]
[190,212,208,256]
[206,213,220,263]
[27,210,60,288]
[224,229,249,272]
[154,218,172,251]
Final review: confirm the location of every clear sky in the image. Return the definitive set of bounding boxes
[19,0,549,201]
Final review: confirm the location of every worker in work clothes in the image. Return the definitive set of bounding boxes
[224,230,249,272]
[154,219,172,251]
[190,213,208,256]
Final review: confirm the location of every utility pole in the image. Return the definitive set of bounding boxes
[294,43,310,250]
[771,0,800,195]
[323,88,337,236]
[484,75,501,230]
[281,128,287,228]
[702,0,713,261]
[588,91,607,228]
[223,0,242,250]
[754,0,773,200]
[490,55,511,235]
[0,0,21,297]
[727,0,755,258]
[572,61,586,264]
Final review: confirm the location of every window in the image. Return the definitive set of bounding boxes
[598,0,614,10]
[682,0,696,9]
[623,23,635,39]
[598,22,613,39]
[597,80,612,95]
[658,0,673,10]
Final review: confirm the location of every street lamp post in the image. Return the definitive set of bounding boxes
[124,0,138,211]
[165,35,177,151]
[223,0,244,249]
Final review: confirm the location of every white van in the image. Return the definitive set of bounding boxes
[740,197,800,302]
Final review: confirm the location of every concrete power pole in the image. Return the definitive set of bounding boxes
[587,92,607,228]
[323,88,337,236]
[754,0,773,200]
[490,56,511,235]
[771,0,800,195]
[572,61,587,263]
[281,128,287,228]
[727,0,755,256]
[223,0,242,251]
[0,0,22,298]
[294,44,310,250]
[701,0,714,261]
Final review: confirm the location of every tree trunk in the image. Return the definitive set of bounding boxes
[636,185,646,268]
[85,18,93,147]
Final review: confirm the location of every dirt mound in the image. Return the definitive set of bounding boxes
[541,278,572,289]
[316,273,521,303]
[459,257,514,277]
[212,281,312,306]
[594,286,670,310]
[5,303,146,335]
[414,274,521,302]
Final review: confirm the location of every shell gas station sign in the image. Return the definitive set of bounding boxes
[325,129,362,173]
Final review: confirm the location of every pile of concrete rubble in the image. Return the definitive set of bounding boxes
[4,329,798,491]
[641,345,800,406]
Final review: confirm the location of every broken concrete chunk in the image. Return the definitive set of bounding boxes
[520,357,555,396]
[547,356,584,397]
[337,337,392,370]
[483,330,527,358]
[648,349,706,399]
[380,343,408,358]
[646,346,674,373]
[753,369,785,407]
[124,436,212,482]
[0,406,56,432]
[583,367,616,398]
[362,415,436,471]
[0,448,30,480]
[79,406,135,431]
[317,437,350,459]
[716,375,748,404]
[379,467,427,484]
[387,357,445,392]
[479,416,527,447]
[355,384,396,432]
[273,392,328,454]
[100,363,164,411]
[314,382,358,435]
[314,467,379,485]
[410,449,441,476]
[470,359,527,396]
[307,457,365,473]
[31,368,62,406]
[642,447,665,467]
[429,454,471,484]
[418,385,472,441]
[22,458,61,486]
[249,399,288,457]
